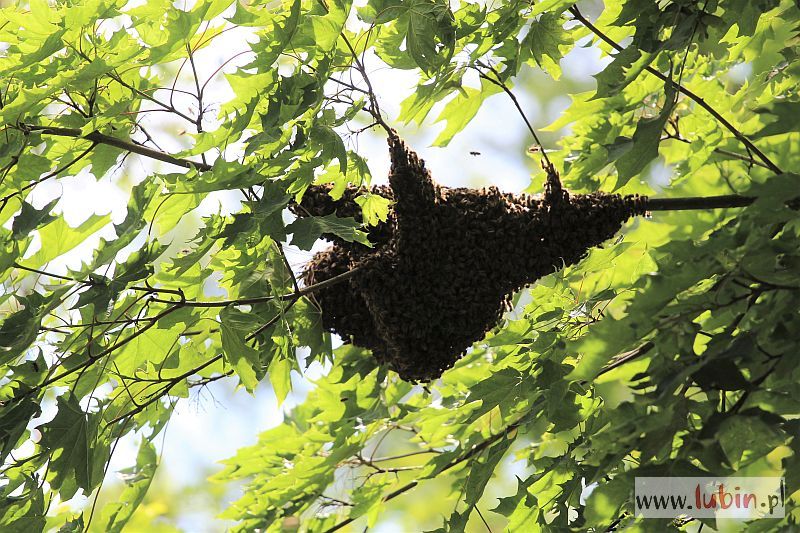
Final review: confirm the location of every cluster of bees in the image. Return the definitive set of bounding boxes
[292,136,648,382]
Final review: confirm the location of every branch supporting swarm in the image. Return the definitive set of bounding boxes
[291,130,767,381]
[293,137,654,381]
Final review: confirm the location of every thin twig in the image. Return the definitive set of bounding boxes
[150,266,361,308]
[662,132,770,169]
[13,262,94,284]
[0,142,97,212]
[475,506,493,532]
[186,42,209,167]
[474,61,553,169]
[340,35,394,137]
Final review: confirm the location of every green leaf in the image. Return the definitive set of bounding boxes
[285,214,370,250]
[583,477,630,527]
[11,199,58,239]
[613,82,676,188]
[220,306,262,392]
[522,13,573,79]
[0,478,46,532]
[0,397,40,464]
[754,101,800,139]
[467,367,534,418]
[99,439,158,533]
[354,192,392,226]
[350,478,390,527]
[26,213,110,269]
[309,16,342,51]
[405,0,456,73]
[443,436,513,530]
[39,395,106,498]
[0,294,44,367]
[593,46,654,99]
[530,0,573,16]
[431,80,502,147]
[463,436,512,506]
[268,356,292,404]
[312,125,348,173]
[717,413,784,469]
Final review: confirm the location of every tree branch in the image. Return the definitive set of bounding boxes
[645,194,754,211]
[569,6,783,175]
[149,266,361,308]
[323,419,517,533]
[18,124,213,172]
[6,264,360,408]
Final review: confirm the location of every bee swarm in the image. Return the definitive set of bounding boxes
[291,136,648,382]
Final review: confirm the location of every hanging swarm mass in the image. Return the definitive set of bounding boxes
[291,136,648,382]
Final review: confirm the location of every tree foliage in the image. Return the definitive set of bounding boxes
[0,0,799,530]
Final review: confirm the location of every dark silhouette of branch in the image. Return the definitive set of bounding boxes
[646,194,754,211]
